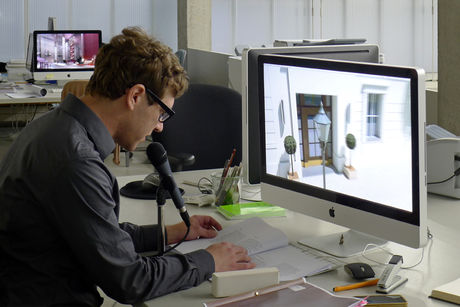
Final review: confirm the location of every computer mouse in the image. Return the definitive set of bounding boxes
[344,262,375,280]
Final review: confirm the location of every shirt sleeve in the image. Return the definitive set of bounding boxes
[43,157,215,304]
[119,222,162,253]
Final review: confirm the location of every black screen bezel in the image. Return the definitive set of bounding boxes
[32,30,102,73]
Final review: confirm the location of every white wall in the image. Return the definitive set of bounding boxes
[1,0,438,74]
[0,0,178,62]
[211,0,438,73]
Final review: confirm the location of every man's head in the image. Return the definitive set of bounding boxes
[85,27,188,150]
[86,26,188,101]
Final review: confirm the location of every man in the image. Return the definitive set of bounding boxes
[0,27,255,306]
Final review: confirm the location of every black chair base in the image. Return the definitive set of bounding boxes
[120,180,184,200]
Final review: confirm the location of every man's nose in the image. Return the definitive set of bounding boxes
[153,122,164,133]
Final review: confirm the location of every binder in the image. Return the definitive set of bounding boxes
[203,277,363,307]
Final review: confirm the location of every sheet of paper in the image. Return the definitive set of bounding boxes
[175,217,338,281]
[251,245,337,281]
[6,92,41,99]
[176,217,288,256]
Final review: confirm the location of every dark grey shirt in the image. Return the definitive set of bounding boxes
[0,94,214,306]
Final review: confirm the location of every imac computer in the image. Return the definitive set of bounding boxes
[26,30,101,83]
[241,44,380,198]
[258,55,427,257]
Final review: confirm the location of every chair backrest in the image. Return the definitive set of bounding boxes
[61,80,89,101]
[152,83,242,171]
[175,49,187,67]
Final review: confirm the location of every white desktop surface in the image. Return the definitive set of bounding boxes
[0,91,61,105]
[116,171,460,307]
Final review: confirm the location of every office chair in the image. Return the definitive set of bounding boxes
[60,80,88,101]
[119,83,242,199]
[152,83,242,171]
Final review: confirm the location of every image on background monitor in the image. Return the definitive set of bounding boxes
[35,32,100,71]
[263,64,413,212]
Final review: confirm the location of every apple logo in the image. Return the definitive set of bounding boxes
[329,207,335,218]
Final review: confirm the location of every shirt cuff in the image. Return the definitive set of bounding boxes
[185,249,215,280]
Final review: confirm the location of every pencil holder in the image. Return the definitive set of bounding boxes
[211,170,241,206]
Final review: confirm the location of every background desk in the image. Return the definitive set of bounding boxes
[0,92,61,129]
[117,171,460,307]
[0,92,61,105]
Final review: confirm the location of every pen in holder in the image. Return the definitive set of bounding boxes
[211,167,242,206]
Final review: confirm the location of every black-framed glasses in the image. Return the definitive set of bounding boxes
[127,83,174,123]
[144,87,175,123]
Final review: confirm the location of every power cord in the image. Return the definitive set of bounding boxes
[361,227,433,269]
[427,167,460,185]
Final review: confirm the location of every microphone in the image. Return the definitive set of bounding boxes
[146,142,190,227]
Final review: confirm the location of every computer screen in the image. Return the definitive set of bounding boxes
[27,30,101,82]
[258,55,427,257]
[241,45,380,191]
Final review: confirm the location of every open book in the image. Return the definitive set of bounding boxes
[176,217,337,281]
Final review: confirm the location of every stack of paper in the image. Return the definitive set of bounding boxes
[176,217,337,281]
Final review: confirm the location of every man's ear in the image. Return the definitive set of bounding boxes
[126,84,146,110]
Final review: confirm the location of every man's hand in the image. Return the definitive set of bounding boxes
[206,242,256,272]
[166,215,222,244]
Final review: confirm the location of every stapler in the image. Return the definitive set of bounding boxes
[376,255,408,294]
[426,125,460,199]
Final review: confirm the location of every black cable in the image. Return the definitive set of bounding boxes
[28,104,39,122]
[197,177,213,194]
[428,167,460,185]
[164,225,190,254]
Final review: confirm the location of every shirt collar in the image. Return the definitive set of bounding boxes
[59,94,115,160]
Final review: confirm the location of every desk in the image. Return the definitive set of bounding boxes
[116,171,460,307]
[0,92,61,105]
[0,92,61,130]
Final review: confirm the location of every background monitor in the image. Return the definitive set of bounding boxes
[27,30,101,82]
[258,55,427,257]
[241,44,380,191]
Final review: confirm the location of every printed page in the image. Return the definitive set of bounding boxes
[251,245,337,281]
[176,217,289,256]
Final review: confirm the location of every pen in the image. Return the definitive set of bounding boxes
[222,149,236,179]
[332,278,379,292]
[217,149,237,196]
[182,180,199,187]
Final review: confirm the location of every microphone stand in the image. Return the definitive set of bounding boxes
[156,181,167,256]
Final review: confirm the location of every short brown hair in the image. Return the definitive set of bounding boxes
[86,27,188,100]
